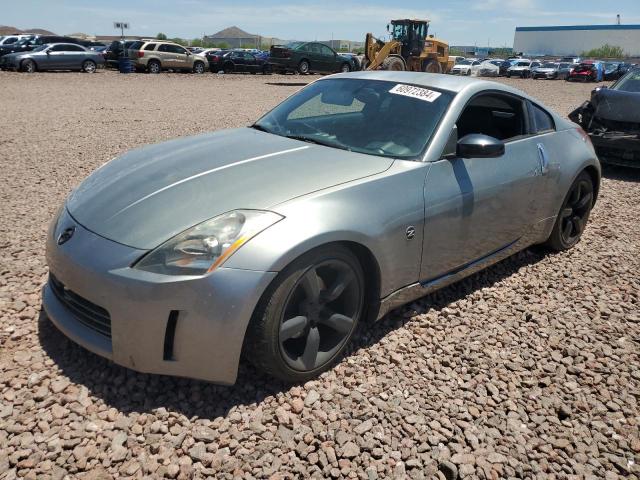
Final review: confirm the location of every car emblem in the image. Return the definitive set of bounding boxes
[57,227,75,245]
[405,226,416,240]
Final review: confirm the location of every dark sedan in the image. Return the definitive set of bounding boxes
[0,43,104,73]
[604,62,632,81]
[207,50,271,74]
[269,42,356,74]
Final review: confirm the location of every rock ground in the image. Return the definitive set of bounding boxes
[0,70,638,479]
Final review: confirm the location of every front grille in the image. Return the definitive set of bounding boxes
[49,274,112,337]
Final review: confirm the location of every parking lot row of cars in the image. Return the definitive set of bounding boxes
[0,34,360,75]
[451,56,635,82]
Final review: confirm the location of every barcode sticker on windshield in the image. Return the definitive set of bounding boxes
[389,84,441,102]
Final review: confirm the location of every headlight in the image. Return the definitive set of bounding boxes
[133,210,283,276]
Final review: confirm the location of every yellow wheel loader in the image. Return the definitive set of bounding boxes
[364,19,453,73]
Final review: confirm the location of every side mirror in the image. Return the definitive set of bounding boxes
[456,134,505,158]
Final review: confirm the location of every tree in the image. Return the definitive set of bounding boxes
[170,37,188,46]
[190,38,203,47]
[216,42,229,49]
[581,44,625,59]
[156,32,167,40]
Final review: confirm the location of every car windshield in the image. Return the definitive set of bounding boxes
[575,64,592,72]
[14,37,35,46]
[286,42,304,50]
[457,60,472,65]
[542,63,556,68]
[515,61,530,67]
[612,70,640,93]
[559,63,571,69]
[253,78,454,160]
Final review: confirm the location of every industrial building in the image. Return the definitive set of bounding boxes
[513,24,640,56]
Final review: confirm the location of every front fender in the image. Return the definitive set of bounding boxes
[224,160,429,297]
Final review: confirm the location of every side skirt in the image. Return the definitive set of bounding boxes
[376,237,527,320]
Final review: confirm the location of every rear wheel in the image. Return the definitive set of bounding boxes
[223,62,234,74]
[297,59,310,74]
[21,59,36,73]
[147,60,161,74]
[381,56,405,71]
[81,60,96,73]
[340,62,351,73]
[245,245,365,382]
[545,171,594,251]
[423,60,442,73]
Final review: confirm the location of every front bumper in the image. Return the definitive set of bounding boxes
[590,132,640,168]
[43,208,276,384]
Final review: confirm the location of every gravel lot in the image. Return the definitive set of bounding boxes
[1,70,639,480]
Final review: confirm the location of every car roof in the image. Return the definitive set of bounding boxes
[45,43,87,48]
[325,71,529,95]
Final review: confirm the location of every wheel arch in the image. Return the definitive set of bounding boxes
[583,164,600,205]
[21,58,37,71]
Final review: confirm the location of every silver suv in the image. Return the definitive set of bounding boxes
[128,40,206,74]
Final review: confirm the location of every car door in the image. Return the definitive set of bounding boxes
[172,44,190,69]
[63,44,86,69]
[44,44,68,70]
[420,92,548,283]
[230,51,245,71]
[157,44,176,68]
[318,44,338,72]
[306,43,325,72]
[244,52,259,71]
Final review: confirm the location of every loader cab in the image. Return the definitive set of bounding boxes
[388,19,429,57]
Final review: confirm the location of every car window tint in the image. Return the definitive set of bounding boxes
[144,43,157,51]
[66,45,85,52]
[288,94,366,119]
[319,45,334,56]
[171,45,187,54]
[531,104,555,133]
[457,93,526,142]
[158,44,170,52]
[49,45,67,52]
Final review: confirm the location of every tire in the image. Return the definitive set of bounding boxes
[297,59,310,74]
[423,60,442,73]
[81,60,96,73]
[245,245,365,382]
[339,62,351,73]
[193,61,205,74]
[262,64,272,75]
[360,58,369,71]
[381,56,405,71]
[506,73,511,78]
[544,171,594,251]
[147,60,161,74]
[20,59,36,73]
[223,62,234,74]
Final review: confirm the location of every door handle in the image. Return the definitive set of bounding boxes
[537,143,549,175]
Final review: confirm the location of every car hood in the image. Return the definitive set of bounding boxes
[67,128,394,250]
[591,88,640,123]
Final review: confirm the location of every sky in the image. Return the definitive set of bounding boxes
[3,0,640,46]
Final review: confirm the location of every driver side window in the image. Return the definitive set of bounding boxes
[456,93,527,142]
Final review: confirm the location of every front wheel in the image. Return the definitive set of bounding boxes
[82,60,96,73]
[245,245,365,382]
[423,60,442,74]
[340,62,351,73]
[544,171,594,251]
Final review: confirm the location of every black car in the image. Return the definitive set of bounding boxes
[103,40,138,68]
[569,68,640,168]
[0,35,89,57]
[210,50,271,74]
[603,62,632,81]
[269,42,356,74]
[498,60,514,76]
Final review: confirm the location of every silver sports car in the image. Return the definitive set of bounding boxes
[44,71,600,384]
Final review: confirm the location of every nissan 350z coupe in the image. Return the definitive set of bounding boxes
[44,71,600,384]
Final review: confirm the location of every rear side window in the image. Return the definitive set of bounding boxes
[64,45,85,52]
[128,41,144,50]
[531,103,555,133]
[144,43,157,51]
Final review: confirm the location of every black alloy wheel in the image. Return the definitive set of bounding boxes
[278,259,362,371]
[545,171,594,251]
[245,245,365,382]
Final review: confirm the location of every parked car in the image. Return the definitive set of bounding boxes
[127,40,207,74]
[450,59,480,75]
[557,62,574,80]
[0,35,89,58]
[207,50,271,74]
[44,72,600,384]
[603,62,632,81]
[0,43,104,73]
[531,62,562,80]
[471,59,501,77]
[569,67,640,167]
[498,60,517,76]
[269,42,356,74]
[567,62,602,82]
[507,60,541,78]
[103,40,137,68]
[0,34,31,46]
[204,49,229,71]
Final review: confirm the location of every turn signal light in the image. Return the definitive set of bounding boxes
[137,51,144,58]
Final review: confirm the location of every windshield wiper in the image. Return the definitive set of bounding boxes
[250,124,271,133]
[284,134,351,151]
